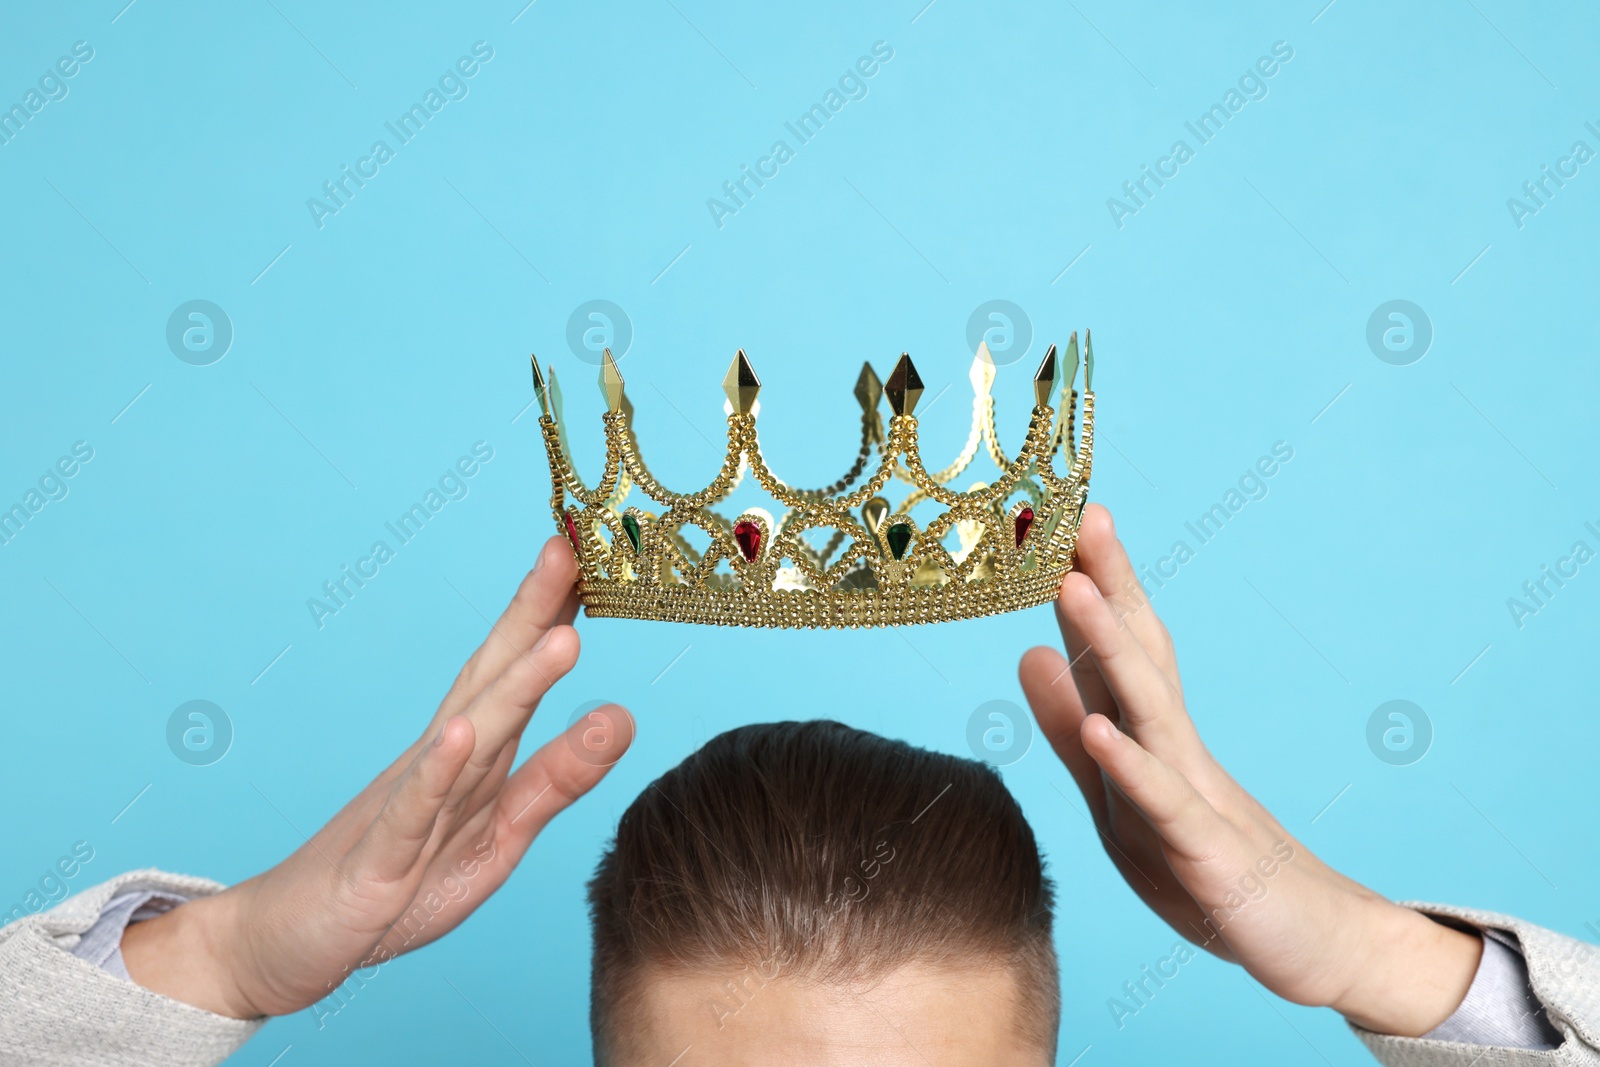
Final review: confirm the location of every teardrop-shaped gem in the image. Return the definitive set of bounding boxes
[1014,507,1035,547]
[734,520,762,562]
[564,509,583,558]
[886,522,913,560]
[621,513,642,553]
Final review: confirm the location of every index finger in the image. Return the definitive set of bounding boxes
[348,539,581,836]
[1071,504,1182,692]
[1060,570,1207,772]
[432,536,581,731]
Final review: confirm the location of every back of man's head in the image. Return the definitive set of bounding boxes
[587,720,1059,1064]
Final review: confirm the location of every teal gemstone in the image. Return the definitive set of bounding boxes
[886,522,913,560]
[621,513,642,553]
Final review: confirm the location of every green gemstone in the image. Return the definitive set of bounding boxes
[886,522,913,560]
[621,513,642,553]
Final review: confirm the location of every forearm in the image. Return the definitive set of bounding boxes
[121,888,259,1021]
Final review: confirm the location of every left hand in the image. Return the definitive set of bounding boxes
[123,536,633,1020]
[1019,504,1482,1037]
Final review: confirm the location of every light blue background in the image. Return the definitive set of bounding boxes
[2,1,1597,1063]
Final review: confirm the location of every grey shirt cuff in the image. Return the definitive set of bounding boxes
[71,890,190,983]
[1423,929,1562,1050]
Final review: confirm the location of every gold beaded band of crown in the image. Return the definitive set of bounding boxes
[529,334,1096,629]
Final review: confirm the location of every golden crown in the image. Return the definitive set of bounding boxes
[530,335,1096,629]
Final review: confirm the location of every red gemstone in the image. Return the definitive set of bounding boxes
[563,509,583,558]
[1014,506,1035,547]
[734,520,762,562]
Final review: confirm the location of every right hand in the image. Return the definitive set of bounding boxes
[122,536,635,1019]
[1019,505,1481,1037]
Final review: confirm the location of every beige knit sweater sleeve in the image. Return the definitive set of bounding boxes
[0,870,262,1067]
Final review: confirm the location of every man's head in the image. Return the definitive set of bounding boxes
[587,720,1059,1065]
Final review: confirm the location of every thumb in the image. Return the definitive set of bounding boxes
[1021,644,1108,827]
[494,703,636,862]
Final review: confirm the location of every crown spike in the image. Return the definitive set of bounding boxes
[1084,329,1095,391]
[546,363,572,460]
[969,342,997,397]
[599,349,626,413]
[1063,332,1080,392]
[723,349,761,414]
[547,364,565,423]
[530,355,553,420]
[1032,343,1058,407]
[885,353,924,417]
[855,363,883,412]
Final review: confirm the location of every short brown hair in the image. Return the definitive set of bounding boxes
[587,720,1059,1059]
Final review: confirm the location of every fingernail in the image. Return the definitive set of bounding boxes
[434,719,453,747]
[533,629,553,653]
[533,540,552,574]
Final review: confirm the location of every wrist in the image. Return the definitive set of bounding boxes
[121,889,262,1020]
[1333,900,1483,1037]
